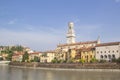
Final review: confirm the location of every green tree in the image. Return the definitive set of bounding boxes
[11,45,24,52]
[117,57,120,63]
[99,60,106,63]
[34,56,40,62]
[6,53,13,61]
[90,58,98,63]
[79,59,85,64]
[0,57,3,61]
[4,50,13,61]
[22,52,29,62]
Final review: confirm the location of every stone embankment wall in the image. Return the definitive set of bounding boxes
[9,62,120,69]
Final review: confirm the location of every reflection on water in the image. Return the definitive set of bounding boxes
[0,65,120,80]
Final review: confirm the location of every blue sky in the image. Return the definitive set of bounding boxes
[0,0,120,51]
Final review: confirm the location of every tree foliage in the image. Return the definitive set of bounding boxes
[79,59,85,64]
[22,52,29,62]
[90,58,98,63]
[34,56,40,62]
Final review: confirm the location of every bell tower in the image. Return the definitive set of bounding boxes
[66,22,76,44]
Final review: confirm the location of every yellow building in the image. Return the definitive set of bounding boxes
[75,47,95,62]
[40,51,55,63]
[12,52,24,62]
[56,41,98,62]
[29,52,42,62]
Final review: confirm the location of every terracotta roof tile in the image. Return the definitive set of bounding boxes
[44,50,55,53]
[29,52,41,55]
[76,46,95,51]
[57,40,97,47]
[96,42,120,47]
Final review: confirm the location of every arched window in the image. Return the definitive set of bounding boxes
[108,55,111,59]
[113,51,114,53]
[112,54,115,59]
[104,55,107,58]
[90,55,92,58]
[100,55,103,59]
[116,50,118,53]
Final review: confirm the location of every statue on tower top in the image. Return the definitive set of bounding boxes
[68,22,74,29]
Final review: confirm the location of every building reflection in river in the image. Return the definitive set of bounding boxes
[0,65,120,80]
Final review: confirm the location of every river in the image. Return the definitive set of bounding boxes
[0,65,120,80]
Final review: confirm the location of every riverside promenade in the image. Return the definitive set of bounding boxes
[9,62,120,71]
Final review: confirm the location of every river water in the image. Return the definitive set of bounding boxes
[0,65,120,80]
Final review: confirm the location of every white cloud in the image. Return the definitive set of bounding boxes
[0,28,65,51]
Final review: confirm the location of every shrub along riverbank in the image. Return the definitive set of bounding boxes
[9,62,120,69]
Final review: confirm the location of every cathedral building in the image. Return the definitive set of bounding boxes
[56,22,100,62]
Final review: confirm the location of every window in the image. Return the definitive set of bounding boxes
[108,51,110,53]
[90,55,92,58]
[104,51,106,53]
[100,55,103,59]
[101,51,102,53]
[112,54,115,59]
[104,55,107,58]
[113,51,114,53]
[97,51,99,54]
[108,55,111,59]
[116,50,119,53]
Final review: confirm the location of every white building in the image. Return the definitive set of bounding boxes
[95,42,120,61]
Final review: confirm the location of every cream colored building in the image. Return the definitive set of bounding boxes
[95,42,120,61]
[75,47,95,62]
[12,52,24,62]
[29,52,42,61]
[40,51,55,63]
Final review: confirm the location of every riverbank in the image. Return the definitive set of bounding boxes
[9,62,120,71]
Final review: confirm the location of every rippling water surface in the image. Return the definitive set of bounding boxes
[0,65,120,80]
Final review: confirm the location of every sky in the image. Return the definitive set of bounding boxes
[0,0,120,51]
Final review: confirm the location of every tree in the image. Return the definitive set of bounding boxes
[51,57,58,63]
[79,59,85,64]
[6,53,13,61]
[0,57,3,61]
[22,52,29,62]
[34,56,40,62]
[117,57,120,63]
[90,58,98,63]
[11,45,24,52]
[5,50,13,61]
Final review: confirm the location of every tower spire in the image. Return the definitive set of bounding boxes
[66,22,76,44]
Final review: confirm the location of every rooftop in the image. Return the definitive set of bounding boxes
[57,40,98,47]
[96,42,120,47]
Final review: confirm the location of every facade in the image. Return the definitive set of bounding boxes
[12,52,24,62]
[75,47,95,62]
[96,42,120,61]
[29,52,42,61]
[40,51,55,63]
